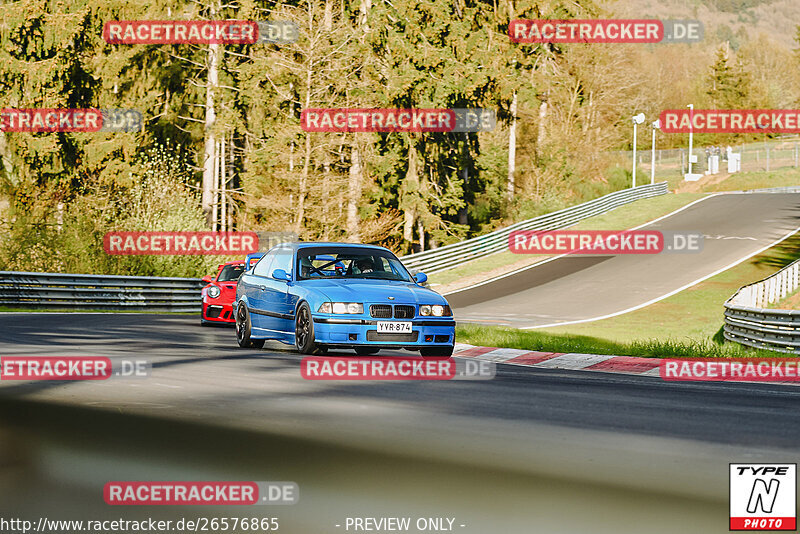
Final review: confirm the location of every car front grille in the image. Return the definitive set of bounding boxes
[370,304,392,318]
[366,331,419,342]
[393,305,414,319]
[369,304,416,319]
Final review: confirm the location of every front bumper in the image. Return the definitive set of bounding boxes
[202,300,236,323]
[312,316,455,347]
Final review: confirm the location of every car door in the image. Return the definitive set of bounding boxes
[248,251,276,331]
[260,245,295,334]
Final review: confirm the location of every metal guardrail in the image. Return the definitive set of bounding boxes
[400,182,669,274]
[737,186,800,194]
[0,184,668,310]
[724,259,800,353]
[0,271,204,312]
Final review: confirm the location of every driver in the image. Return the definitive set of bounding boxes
[300,256,315,277]
[355,258,374,274]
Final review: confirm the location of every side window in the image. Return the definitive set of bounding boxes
[272,250,293,278]
[253,252,276,278]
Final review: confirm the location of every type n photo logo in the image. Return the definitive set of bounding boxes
[730,464,796,530]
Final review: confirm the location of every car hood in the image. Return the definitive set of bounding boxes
[300,279,447,305]
[219,281,237,293]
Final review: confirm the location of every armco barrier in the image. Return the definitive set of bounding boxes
[0,184,669,311]
[0,271,204,312]
[724,259,800,353]
[400,182,669,274]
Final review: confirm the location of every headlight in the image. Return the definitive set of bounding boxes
[318,302,363,314]
[420,304,451,317]
[207,285,221,299]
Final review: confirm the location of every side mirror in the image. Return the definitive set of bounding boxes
[414,272,428,285]
[202,275,213,283]
[272,268,291,282]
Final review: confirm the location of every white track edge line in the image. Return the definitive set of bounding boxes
[523,223,800,329]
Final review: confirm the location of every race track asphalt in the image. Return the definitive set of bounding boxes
[447,192,800,327]
[1,313,798,523]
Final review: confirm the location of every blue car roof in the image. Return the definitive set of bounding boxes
[284,242,392,253]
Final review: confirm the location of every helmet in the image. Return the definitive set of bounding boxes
[356,258,373,273]
[300,256,314,277]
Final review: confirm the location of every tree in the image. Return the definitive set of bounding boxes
[707,44,753,109]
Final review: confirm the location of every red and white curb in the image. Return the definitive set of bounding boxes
[453,344,800,386]
[453,343,661,377]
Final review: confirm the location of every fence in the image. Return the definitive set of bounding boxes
[618,137,800,178]
[0,271,204,312]
[400,182,669,274]
[723,259,800,353]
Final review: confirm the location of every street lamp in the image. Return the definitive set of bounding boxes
[651,119,660,185]
[631,113,645,188]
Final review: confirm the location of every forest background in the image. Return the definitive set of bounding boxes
[1,0,798,276]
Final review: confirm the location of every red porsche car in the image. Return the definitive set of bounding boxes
[201,254,265,325]
[200,260,248,325]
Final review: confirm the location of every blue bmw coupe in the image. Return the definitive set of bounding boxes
[234,242,455,356]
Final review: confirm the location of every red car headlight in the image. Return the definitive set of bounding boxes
[207,285,221,299]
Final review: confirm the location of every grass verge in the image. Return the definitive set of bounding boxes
[705,168,800,192]
[775,289,800,309]
[455,323,787,359]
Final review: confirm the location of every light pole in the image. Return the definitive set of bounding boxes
[651,119,660,185]
[686,104,694,178]
[631,113,645,188]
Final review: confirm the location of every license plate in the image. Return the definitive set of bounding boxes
[376,321,412,333]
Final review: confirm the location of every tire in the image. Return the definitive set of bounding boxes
[420,345,454,358]
[295,302,322,355]
[355,347,380,356]
[236,304,264,349]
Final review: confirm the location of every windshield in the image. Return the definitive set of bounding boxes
[297,247,413,282]
[217,264,245,282]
